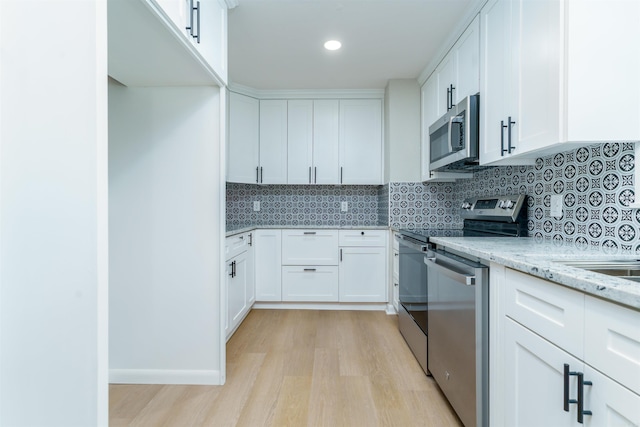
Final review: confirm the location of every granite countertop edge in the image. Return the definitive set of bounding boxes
[226,224,390,237]
[429,236,640,311]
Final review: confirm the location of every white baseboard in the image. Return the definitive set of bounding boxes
[385,303,397,315]
[253,302,387,311]
[109,369,222,385]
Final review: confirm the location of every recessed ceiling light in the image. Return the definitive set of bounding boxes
[324,40,342,51]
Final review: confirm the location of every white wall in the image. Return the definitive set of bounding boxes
[0,1,108,426]
[108,83,223,384]
[384,79,421,183]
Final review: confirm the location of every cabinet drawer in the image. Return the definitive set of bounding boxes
[584,296,640,395]
[226,232,250,261]
[282,230,338,265]
[338,229,387,247]
[505,268,584,359]
[282,266,339,302]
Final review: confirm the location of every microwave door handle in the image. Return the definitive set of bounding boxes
[448,115,464,151]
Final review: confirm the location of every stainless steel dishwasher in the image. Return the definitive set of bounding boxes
[425,249,488,427]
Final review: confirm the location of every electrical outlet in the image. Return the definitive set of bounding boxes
[341,201,348,212]
[550,195,563,217]
[253,201,260,212]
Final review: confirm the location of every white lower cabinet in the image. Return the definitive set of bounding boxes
[338,230,387,303]
[254,229,282,301]
[282,266,339,302]
[497,267,640,427]
[225,230,254,340]
[227,250,248,336]
[339,246,387,303]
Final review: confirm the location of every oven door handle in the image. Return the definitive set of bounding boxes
[425,257,476,286]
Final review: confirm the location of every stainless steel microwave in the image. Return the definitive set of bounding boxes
[428,94,480,172]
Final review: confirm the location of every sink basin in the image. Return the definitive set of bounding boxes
[556,259,640,282]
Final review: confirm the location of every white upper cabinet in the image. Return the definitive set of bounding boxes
[259,100,288,184]
[229,95,381,185]
[287,100,340,184]
[228,92,259,183]
[189,0,228,83]
[480,0,640,165]
[421,16,479,182]
[109,0,227,86]
[287,100,314,184]
[312,100,341,184]
[339,99,383,185]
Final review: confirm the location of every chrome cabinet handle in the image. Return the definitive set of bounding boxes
[501,120,508,156]
[425,257,476,285]
[186,0,194,36]
[507,116,516,154]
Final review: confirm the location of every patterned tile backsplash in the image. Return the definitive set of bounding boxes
[226,184,382,228]
[226,142,637,251]
[388,142,638,252]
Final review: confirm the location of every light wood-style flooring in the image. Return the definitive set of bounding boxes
[110,309,463,426]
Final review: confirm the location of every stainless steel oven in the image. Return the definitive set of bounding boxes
[396,194,528,427]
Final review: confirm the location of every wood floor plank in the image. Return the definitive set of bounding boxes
[110,309,464,427]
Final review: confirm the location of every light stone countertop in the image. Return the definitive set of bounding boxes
[429,236,640,310]
[226,224,389,237]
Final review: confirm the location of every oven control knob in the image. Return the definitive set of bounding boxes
[461,202,471,210]
[497,200,505,209]
[505,200,515,209]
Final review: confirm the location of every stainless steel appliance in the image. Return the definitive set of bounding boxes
[396,229,463,374]
[426,249,488,427]
[396,194,527,427]
[428,94,480,173]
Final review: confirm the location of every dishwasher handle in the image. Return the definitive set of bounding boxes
[425,256,476,286]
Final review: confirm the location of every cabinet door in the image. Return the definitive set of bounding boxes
[583,365,640,427]
[156,0,188,31]
[454,14,480,103]
[479,0,512,165]
[436,52,456,115]
[287,100,313,184]
[339,99,382,185]
[313,100,340,184]
[254,229,282,301]
[511,0,561,155]
[191,0,227,82]
[282,230,339,266]
[259,100,288,184]
[228,92,259,183]
[282,266,339,302]
[504,319,579,427]
[246,233,255,305]
[227,252,248,338]
[339,246,387,302]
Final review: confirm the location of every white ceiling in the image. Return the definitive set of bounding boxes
[228,0,476,90]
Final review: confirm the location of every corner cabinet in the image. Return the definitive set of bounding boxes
[491,266,640,426]
[421,16,479,182]
[480,0,640,165]
[227,92,259,183]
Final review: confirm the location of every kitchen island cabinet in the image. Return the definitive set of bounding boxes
[500,268,640,426]
[479,0,640,165]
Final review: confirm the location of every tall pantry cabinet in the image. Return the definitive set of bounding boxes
[1,1,109,426]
